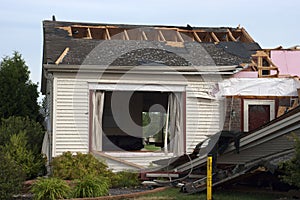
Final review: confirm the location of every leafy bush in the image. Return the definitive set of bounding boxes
[280,135,300,188]
[30,177,71,200]
[0,151,25,200]
[72,175,109,198]
[1,132,46,179]
[0,116,44,155]
[51,151,113,180]
[111,171,140,188]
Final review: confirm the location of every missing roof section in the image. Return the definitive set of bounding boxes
[57,25,255,43]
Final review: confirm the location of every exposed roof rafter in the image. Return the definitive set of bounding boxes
[58,24,255,43]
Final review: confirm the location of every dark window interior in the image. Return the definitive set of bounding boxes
[248,105,270,131]
[102,91,168,151]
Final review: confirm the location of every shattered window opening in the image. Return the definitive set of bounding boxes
[101,91,170,152]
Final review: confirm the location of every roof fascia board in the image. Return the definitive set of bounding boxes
[43,64,239,74]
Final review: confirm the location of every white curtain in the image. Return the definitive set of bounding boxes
[92,91,105,151]
[41,131,50,160]
[168,93,184,156]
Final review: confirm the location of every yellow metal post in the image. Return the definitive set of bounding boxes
[207,155,212,200]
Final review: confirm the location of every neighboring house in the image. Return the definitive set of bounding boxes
[42,20,271,171]
[220,47,300,134]
[219,77,300,133]
[270,46,300,77]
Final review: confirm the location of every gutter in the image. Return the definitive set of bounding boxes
[43,64,241,74]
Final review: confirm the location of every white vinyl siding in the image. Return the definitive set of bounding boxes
[52,73,222,157]
[53,77,89,156]
[185,82,221,153]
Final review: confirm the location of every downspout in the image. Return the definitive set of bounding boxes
[43,68,54,174]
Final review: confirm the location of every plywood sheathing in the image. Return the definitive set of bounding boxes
[277,99,299,117]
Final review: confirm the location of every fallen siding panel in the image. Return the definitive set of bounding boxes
[218,130,300,164]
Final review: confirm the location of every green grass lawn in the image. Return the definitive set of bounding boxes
[131,187,286,200]
[143,144,161,151]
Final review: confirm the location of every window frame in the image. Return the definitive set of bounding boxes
[243,99,275,132]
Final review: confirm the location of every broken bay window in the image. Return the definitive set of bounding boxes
[91,88,185,156]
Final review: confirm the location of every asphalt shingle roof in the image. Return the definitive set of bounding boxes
[42,20,261,67]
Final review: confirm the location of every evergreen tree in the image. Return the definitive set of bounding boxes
[281,135,300,188]
[0,52,41,122]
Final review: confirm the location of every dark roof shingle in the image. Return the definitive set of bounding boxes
[42,20,261,66]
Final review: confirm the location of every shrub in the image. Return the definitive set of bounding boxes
[280,135,300,188]
[111,171,140,188]
[0,116,44,155]
[0,151,25,200]
[72,175,109,198]
[51,151,113,180]
[1,132,46,179]
[30,177,71,200]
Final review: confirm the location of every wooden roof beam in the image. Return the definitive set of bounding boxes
[193,32,202,42]
[241,28,255,43]
[105,28,111,40]
[124,29,129,40]
[87,28,92,39]
[142,31,148,40]
[158,30,166,41]
[204,32,212,42]
[176,31,184,42]
[257,66,279,70]
[210,32,220,43]
[227,29,237,42]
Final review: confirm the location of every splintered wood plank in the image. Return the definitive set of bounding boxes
[166,41,184,47]
[55,47,70,65]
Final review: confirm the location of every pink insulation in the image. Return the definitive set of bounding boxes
[233,71,258,78]
[271,50,300,77]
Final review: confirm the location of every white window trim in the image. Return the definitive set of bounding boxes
[243,99,275,132]
[89,83,186,92]
[52,77,57,157]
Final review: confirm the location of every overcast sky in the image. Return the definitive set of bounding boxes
[0,0,299,97]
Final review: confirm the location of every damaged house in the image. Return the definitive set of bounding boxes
[41,20,300,178]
